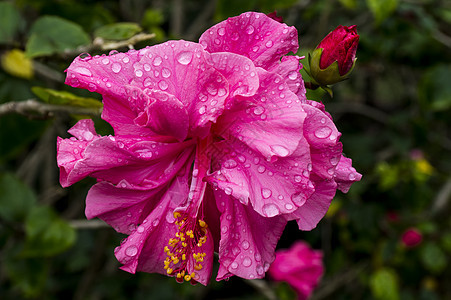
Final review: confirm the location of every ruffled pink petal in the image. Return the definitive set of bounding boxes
[114,174,214,285]
[214,189,286,281]
[292,177,337,230]
[57,120,195,187]
[216,68,305,159]
[199,12,298,70]
[334,156,362,193]
[66,41,230,137]
[301,102,343,180]
[206,139,315,217]
[267,55,307,100]
[134,90,189,142]
[210,52,259,100]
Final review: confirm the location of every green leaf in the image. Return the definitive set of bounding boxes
[339,0,357,9]
[0,2,22,43]
[22,205,76,257]
[369,268,400,300]
[419,65,451,111]
[32,86,103,108]
[366,0,399,24]
[94,22,142,40]
[25,16,90,58]
[0,173,37,223]
[420,243,448,274]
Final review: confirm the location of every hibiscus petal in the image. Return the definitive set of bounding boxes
[214,189,286,280]
[206,139,315,217]
[57,120,195,187]
[135,90,189,142]
[216,68,305,159]
[292,177,337,230]
[301,102,343,180]
[268,55,307,100]
[199,12,298,69]
[210,52,259,100]
[334,156,362,193]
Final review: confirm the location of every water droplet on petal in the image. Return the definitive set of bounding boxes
[271,145,289,157]
[161,68,171,78]
[243,257,252,267]
[349,173,356,180]
[218,27,226,36]
[253,106,264,115]
[255,253,261,261]
[135,70,143,77]
[307,163,313,171]
[74,67,92,77]
[198,105,206,114]
[152,219,159,226]
[262,203,279,217]
[291,193,306,206]
[256,264,264,275]
[125,245,138,256]
[122,57,130,63]
[221,225,228,233]
[111,63,121,73]
[231,262,238,269]
[257,166,266,173]
[137,225,145,233]
[294,175,302,183]
[315,126,332,139]
[232,247,240,256]
[288,71,298,80]
[158,80,168,90]
[245,25,255,34]
[102,58,110,65]
[153,56,162,66]
[265,40,273,48]
[225,187,233,195]
[176,51,193,65]
[261,188,272,199]
[83,131,94,141]
[285,203,294,210]
[242,240,250,250]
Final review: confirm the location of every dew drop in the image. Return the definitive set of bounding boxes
[252,45,259,52]
[256,264,264,275]
[265,40,273,48]
[206,84,218,96]
[161,68,171,78]
[125,245,138,256]
[102,58,110,65]
[158,80,168,90]
[198,105,206,114]
[307,163,313,171]
[255,253,261,261]
[153,56,162,66]
[245,25,255,34]
[122,56,130,63]
[221,225,228,233]
[349,173,356,180]
[232,247,240,256]
[243,257,252,267]
[225,187,233,195]
[192,169,199,177]
[291,193,306,206]
[257,165,266,174]
[315,126,332,139]
[288,70,298,80]
[177,51,193,65]
[218,27,226,36]
[74,67,92,77]
[231,262,238,269]
[135,70,143,77]
[271,145,289,157]
[231,32,239,41]
[111,63,122,73]
[285,203,294,210]
[261,188,272,199]
[253,106,264,115]
[262,203,279,217]
[294,175,302,183]
[242,240,250,250]
[137,225,145,233]
[83,131,94,141]
[152,219,160,226]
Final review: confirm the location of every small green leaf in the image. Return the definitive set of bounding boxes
[369,268,400,300]
[0,173,37,223]
[94,22,142,40]
[0,2,22,43]
[339,0,357,9]
[420,243,448,274]
[366,0,399,24]
[25,16,90,58]
[32,86,103,109]
[22,206,76,257]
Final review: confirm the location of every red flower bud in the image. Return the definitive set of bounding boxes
[266,11,283,23]
[317,25,359,76]
[401,228,423,248]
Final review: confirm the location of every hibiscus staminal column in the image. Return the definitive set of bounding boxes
[164,136,213,283]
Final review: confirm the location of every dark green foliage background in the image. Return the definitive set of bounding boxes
[0,0,450,299]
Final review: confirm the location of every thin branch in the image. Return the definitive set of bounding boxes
[62,33,156,57]
[0,99,102,118]
[431,177,451,215]
[69,219,110,229]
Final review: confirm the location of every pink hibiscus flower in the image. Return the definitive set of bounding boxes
[268,241,323,300]
[58,12,361,285]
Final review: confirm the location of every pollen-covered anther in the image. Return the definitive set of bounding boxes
[164,214,209,283]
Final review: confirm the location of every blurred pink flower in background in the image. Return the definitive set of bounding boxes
[401,228,423,248]
[269,241,324,300]
[57,12,361,285]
